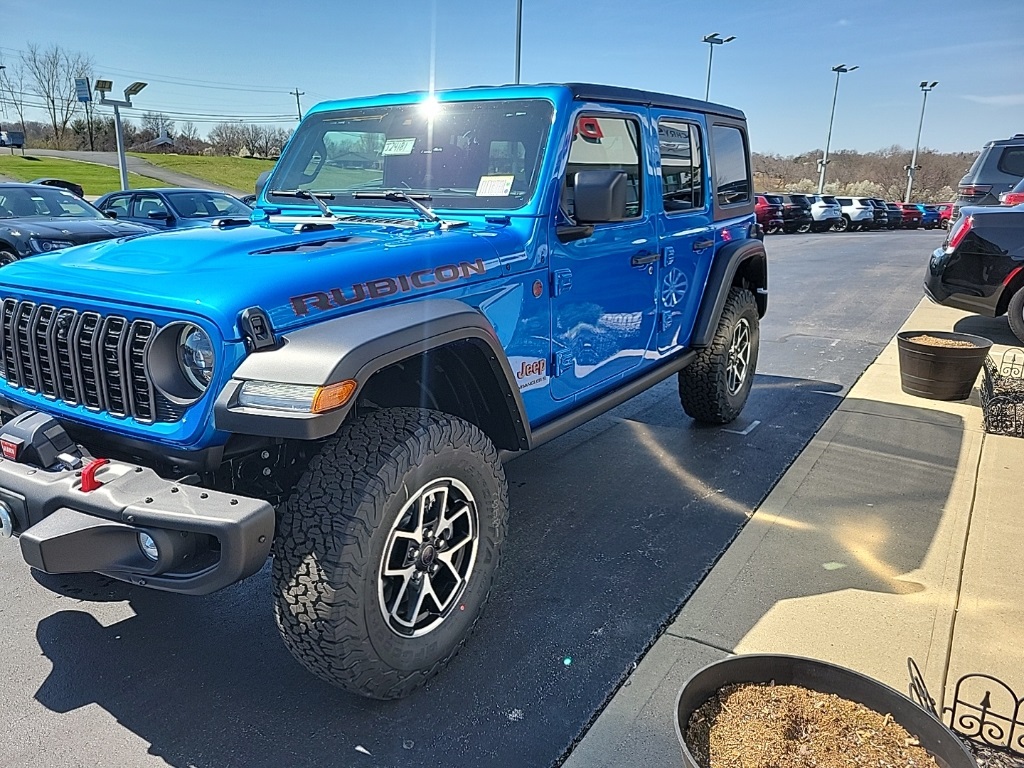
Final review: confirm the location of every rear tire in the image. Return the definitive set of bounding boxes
[679,287,759,424]
[1008,289,1024,345]
[273,407,508,699]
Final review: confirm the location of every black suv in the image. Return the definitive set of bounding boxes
[926,204,1024,342]
[777,193,813,234]
[953,134,1024,219]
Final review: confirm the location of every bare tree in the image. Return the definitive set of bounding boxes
[176,121,205,154]
[208,121,245,156]
[140,111,175,141]
[0,56,30,136]
[22,43,92,149]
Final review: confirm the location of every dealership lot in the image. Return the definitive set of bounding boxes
[0,231,944,768]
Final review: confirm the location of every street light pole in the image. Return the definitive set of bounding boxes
[905,81,938,202]
[95,79,147,192]
[702,33,735,101]
[514,0,523,85]
[817,63,858,194]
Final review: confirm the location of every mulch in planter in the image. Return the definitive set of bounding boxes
[686,682,939,768]
[907,335,981,349]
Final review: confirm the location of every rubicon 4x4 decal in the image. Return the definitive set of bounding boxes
[290,258,487,316]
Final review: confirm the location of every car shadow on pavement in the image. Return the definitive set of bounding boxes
[953,315,1020,347]
[29,373,878,768]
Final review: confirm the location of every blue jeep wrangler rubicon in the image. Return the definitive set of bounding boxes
[0,83,766,699]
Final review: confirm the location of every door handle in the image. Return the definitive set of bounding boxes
[631,250,659,267]
[693,239,714,252]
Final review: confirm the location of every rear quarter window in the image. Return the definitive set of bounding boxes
[711,124,750,206]
[997,147,1024,178]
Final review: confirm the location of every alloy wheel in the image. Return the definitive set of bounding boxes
[726,318,751,396]
[378,477,479,638]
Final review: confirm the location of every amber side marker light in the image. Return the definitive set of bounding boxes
[311,380,358,413]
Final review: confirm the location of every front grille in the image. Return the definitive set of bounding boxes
[0,299,174,423]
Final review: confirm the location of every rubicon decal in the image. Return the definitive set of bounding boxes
[509,356,549,393]
[290,259,487,316]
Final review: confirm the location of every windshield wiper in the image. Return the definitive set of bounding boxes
[269,189,337,219]
[352,190,439,223]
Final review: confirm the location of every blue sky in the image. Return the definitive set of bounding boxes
[1,0,1021,156]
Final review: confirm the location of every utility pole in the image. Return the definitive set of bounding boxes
[817,63,858,194]
[514,0,523,85]
[905,81,938,202]
[291,88,305,121]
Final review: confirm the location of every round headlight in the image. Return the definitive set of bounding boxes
[179,325,215,391]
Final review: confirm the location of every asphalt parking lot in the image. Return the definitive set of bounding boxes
[0,230,945,768]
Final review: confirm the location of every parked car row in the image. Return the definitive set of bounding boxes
[0,182,253,266]
[755,193,948,233]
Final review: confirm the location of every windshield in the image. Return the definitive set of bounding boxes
[268,98,554,211]
[165,191,252,218]
[0,186,104,220]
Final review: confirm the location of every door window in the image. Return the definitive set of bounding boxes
[103,194,132,218]
[658,120,703,212]
[563,115,642,219]
[132,194,169,219]
[711,125,751,206]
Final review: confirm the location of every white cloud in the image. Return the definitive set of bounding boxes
[961,94,1024,107]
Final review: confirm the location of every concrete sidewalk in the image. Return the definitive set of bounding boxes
[564,298,1024,766]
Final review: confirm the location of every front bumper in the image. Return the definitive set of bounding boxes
[0,415,274,595]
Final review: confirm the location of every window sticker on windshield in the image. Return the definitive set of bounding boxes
[476,175,514,197]
[382,138,416,156]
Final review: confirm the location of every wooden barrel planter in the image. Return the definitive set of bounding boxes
[675,654,977,768]
[896,331,992,401]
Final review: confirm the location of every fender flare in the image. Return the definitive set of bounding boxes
[691,238,767,348]
[214,299,530,447]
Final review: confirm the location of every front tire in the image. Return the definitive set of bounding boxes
[1008,289,1024,345]
[273,407,508,699]
[0,250,17,267]
[679,287,759,424]
[833,216,850,232]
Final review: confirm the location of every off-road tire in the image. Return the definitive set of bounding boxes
[1007,289,1024,345]
[679,287,760,424]
[0,250,17,267]
[273,407,508,699]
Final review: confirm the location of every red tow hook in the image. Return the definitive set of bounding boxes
[80,458,110,492]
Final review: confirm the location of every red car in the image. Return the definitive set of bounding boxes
[936,202,953,229]
[755,194,784,234]
[894,202,923,229]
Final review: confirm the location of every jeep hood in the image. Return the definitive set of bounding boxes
[0,218,516,337]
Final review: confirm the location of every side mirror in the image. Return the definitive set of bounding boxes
[573,170,628,224]
[148,211,173,222]
[255,170,272,198]
[103,209,117,219]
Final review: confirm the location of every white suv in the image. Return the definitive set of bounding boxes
[803,194,842,232]
[833,197,875,232]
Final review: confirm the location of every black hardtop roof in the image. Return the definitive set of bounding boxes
[563,83,746,120]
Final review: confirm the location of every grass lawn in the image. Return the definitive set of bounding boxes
[0,155,168,196]
[129,154,276,194]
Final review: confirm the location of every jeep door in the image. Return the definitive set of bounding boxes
[649,112,714,354]
[548,109,658,401]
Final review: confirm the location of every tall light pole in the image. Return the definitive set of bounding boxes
[514,0,523,84]
[95,79,147,191]
[817,63,858,194]
[905,81,938,202]
[702,33,735,101]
